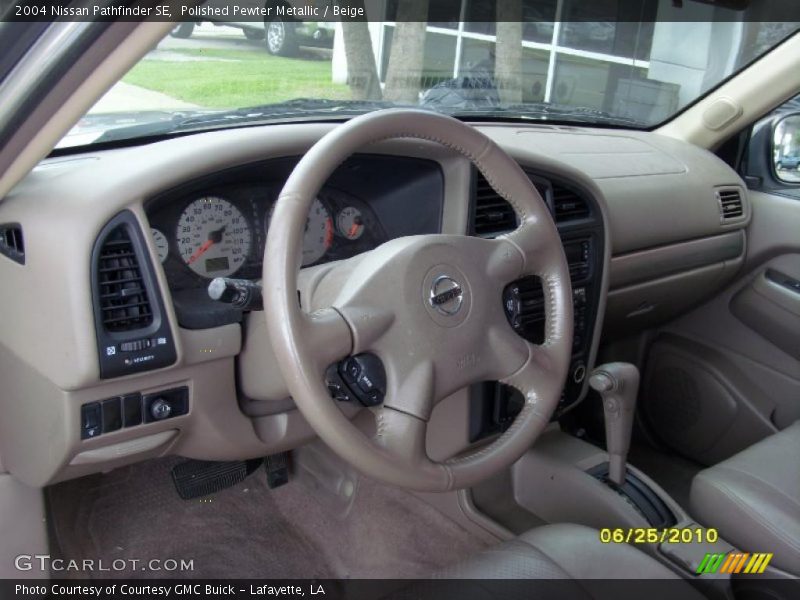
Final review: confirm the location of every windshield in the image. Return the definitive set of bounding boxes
[49,1,799,148]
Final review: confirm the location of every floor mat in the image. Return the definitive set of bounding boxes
[47,455,487,579]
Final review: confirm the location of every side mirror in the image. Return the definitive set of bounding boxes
[773,113,800,183]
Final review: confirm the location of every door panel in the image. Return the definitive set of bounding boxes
[731,255,800,360]
[641,191,800,464]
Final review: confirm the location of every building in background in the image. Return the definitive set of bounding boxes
[332,0,796,124]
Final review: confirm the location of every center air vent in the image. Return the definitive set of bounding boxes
[92,211,176,379]
[473,171,517,237]
[472,170,593,234]
[97,227,153,331]
[0,223,24,264]
[552,184,590,222]
[716,187,744,222]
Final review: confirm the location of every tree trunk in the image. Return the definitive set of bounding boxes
[383,0,429,103]
[495,2,523,106]
[341,2,382,100]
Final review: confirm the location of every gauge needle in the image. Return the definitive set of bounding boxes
[348,222,361,238]
[187,225,225,264]
[187,239,213,264]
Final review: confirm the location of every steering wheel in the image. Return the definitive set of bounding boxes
[263,109,572,492]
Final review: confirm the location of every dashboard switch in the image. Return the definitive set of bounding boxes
[143,387,189,423]
[102,397,122,432]
[81,403,102,440]
[149,398,172,421]
[122,393,143,427]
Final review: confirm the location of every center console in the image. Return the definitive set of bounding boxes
[469,170,605,441]
[468,363,738,599]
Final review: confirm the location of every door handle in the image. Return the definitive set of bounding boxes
[766,269,800,295]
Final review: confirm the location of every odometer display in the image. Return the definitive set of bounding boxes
[177,196,252,278]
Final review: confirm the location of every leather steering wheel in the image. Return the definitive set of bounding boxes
[264,109,573,492]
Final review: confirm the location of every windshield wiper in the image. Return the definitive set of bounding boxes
[451,103,645,127]
[84,98,641,148]
[91,99,400,144]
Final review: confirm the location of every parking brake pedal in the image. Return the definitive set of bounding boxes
[265,452,289,489]
[171,458,263,500]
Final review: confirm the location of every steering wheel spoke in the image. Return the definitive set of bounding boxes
[373,406,431,466]
[302,307,353,371]
[499,221,556,277]
[382,358,436,421]
[335,305,396,354]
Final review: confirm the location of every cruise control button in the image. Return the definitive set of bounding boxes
[344,358,361,381]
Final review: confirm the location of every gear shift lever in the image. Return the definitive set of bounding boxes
[589,363,640,486]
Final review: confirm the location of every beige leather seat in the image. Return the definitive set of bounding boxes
[691,421,800,576]
[433,524,704,599]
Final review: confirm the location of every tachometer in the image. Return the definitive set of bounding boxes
[269,197,333,267]
[177,196,252,278]
[303,198,334,266]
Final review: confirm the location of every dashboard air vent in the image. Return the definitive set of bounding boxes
[716,188,744,222]
[552,184,589,222]
[92,211,176,379]
[473,171,518,237]
[96,225,153,332]
[0,223,24,264]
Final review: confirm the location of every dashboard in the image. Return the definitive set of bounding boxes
[0,121,750,487]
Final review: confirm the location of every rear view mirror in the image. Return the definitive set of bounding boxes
[773,114,800,183]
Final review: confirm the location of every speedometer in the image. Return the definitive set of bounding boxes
[176,196,252,278]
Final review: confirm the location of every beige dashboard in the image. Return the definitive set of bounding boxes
[0,122,749,487]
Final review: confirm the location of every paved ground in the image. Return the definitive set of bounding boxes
[156,22,331,60]
[90,82,200,113]
[776,167,800,183]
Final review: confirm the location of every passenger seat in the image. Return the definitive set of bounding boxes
[690,421,800,576]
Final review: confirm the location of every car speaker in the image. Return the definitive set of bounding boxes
[642,340,738,464]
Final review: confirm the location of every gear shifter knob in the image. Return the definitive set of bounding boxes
[589,362,640,486]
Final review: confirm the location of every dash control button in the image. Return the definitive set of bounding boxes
[150,398,172,421]
[81,403,101,439]
[102,397,122,433]
[123,393,143,427]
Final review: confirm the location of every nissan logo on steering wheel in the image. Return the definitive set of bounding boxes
[429,275,464,316]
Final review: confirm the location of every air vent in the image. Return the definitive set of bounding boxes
[0,223,24,264]
[716,187,744,222]
[552,184,590,222]
[473,171,517,237]
[96,226,153,332]
[92,211,176,379]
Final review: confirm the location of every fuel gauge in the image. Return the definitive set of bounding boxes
[337,206,364,241]
[151,228,169,263]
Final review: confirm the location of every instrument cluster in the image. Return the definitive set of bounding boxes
[147,183,385,290]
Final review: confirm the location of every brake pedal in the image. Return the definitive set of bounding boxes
[265,452,290,489]
[171,458,262,500]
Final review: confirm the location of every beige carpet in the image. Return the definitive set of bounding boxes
[47,454,487,579]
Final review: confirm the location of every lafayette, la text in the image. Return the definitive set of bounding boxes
[16,584,325,597]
